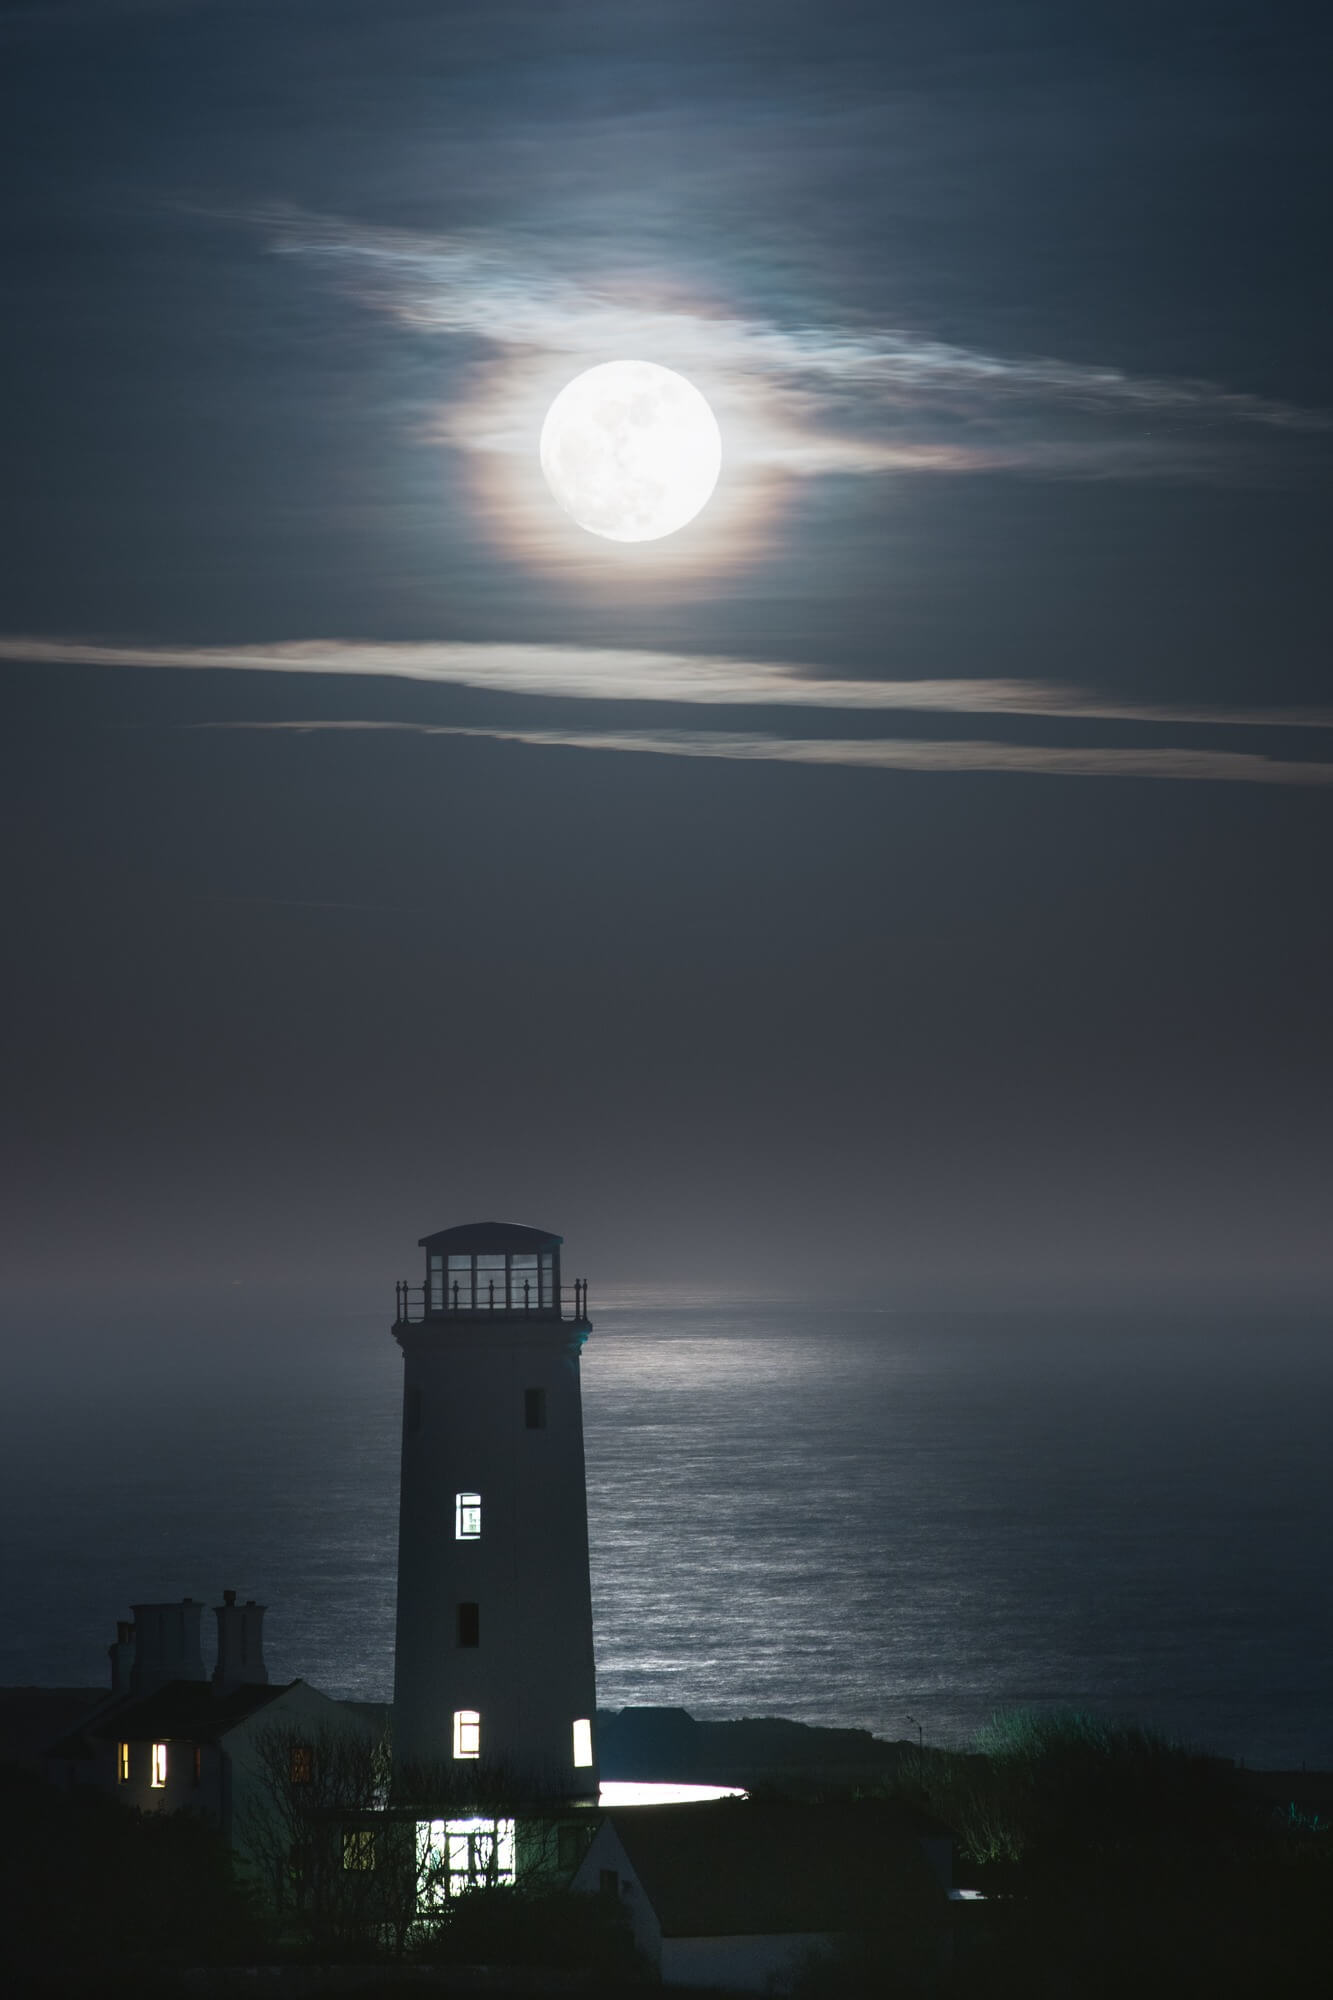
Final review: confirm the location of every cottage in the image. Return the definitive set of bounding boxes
[572,1798,951,1991]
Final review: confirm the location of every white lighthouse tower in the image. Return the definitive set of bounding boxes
[390,1221,598,1806]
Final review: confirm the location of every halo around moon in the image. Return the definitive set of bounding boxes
[539,359,722,543]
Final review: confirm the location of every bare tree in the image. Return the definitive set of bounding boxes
[238,1724,605,1960]
[235,1721,400,1953]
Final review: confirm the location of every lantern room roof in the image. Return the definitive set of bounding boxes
[417,1220,563,1253]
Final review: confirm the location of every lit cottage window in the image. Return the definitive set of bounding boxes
[455,1491,481,1540]
[150,1742,168,1788]
[416,1817,515,1909]
[452,1709,481,1760]
[117,1741,130,1784]
[343,1830,376,1871]
[572,1718,594,1768]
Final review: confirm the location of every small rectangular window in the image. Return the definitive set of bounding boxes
[290,1744,314,1785]
[447,1253,472,1309]
[476,1253,505,1308]
[599,1868,619,1899]
[117,1741,130,1784]
[343,1830,376,1871]
[572,1717,593,1768]
[524,1387,546,1430]
[150,1742,168,1789]
[453,1709,480,1760]
[511,1253,538,1309]
[457,1601,480,1648]
[557,1823,587,1873]
[455,1491,481,1540]
[428,1253,444,1312]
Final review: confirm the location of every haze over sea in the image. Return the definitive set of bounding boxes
[3,1301,1330,1771]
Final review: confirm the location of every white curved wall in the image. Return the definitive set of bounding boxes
[391,1316,598,1797]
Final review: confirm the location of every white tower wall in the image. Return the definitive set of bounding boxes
[391,1229,597,1800]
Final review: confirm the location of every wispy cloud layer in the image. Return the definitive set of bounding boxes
[5,635,1331,731]
[259,206,1329,483]
[187,719,1333,789]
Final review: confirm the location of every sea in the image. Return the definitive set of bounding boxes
[2,1299,1331,1770]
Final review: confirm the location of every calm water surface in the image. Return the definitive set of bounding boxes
[2,1303,1330,1767]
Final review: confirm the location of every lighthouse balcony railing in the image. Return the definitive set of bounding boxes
[394,1280,590,1326]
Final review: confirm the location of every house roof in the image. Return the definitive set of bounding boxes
[418,1220,563,1253]
[58,1679,295,1752]
[602,1800,947,1939]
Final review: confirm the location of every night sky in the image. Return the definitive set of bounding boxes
[2,1,1330,1310]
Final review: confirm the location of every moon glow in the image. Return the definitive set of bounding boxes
[539,359,722,543]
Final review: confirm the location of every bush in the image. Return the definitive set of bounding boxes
[0,1766,267,1992]
[409,1883,643,1978]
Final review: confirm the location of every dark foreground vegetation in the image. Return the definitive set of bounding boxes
[0,1764,638,1998]
[5,1714,1332,1998]
[821,1710,1333,1999]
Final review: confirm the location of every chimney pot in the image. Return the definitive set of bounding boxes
[213,1591,268,1692]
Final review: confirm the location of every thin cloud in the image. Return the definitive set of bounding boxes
[6,635,1332,731]
[255,206,1329,481]
[180,719,1333,789]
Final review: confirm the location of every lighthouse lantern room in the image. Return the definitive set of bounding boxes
[390,1221,597,1805]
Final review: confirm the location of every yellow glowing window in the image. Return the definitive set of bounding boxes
[453,1709,480,1760]
[572,1718,594,1768]
[117,1741,130,1783]
[150,1742,168,1788]
[290,1744,314,1785]
[455,1491,481,1540]
[343,1830,376,1871]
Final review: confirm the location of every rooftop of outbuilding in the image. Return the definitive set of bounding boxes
[599,1798,948,1938]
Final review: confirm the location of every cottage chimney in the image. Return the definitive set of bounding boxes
[108,1619,136,1695]
[213,1589,268,1693]
[129,1598,207,1696]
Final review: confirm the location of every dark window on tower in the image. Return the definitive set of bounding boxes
[406,1386,422,1437]
[192,1744,202,1788]
[599,1868,619,1899]
[558,1823,589,1873]
[457,1601,480,1648]
[524,1387,546,1430]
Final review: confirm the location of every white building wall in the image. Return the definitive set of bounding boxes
[223,1681,379,1864]
[570,1821,663,1965]
[392,1318,597,1792]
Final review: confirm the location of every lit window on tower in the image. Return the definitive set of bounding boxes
[150,1742,168,1788]
[117,1741,130,1783]
[455,1491,481,1540]
[572,1718,594,1768]
[452,1709,481,1760]
[416,1817,515,1908]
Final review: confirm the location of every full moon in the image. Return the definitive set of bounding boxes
[539,359,722,543]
